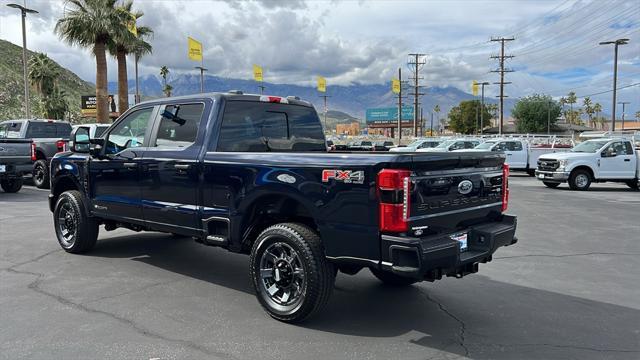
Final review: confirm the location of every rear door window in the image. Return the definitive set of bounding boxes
[154,103,204,149]
[216,101,325,152]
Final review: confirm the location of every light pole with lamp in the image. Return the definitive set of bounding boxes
[7,3,39,118]
[599,38,629,131]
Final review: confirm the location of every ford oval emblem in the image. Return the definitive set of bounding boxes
[458,180,473,195]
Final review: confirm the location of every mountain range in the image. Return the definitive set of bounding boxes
[109,73,515,123]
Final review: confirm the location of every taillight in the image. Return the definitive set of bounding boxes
[56,140,66,152]
[502,163,509,212]
[31,142,36,161]
[259,95,289,104]
[377,169,411,232]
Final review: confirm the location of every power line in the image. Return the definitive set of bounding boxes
[577,82,639,97]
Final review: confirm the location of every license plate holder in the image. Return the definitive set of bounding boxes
[537,173,545,179]
[451,233,468,251]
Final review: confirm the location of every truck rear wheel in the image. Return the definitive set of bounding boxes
[370,268,419,286]
[568,169,591,191]
[249,223,335,323]
[33,159,50,189]
[626,179,639,190]
[543,181,560,189]
[1,178,23,193]
[54,190,98,254]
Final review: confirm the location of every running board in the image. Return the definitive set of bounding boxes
[204,235,228,245]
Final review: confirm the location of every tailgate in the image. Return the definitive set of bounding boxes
[0,139,32,159]
[407,152,505,233]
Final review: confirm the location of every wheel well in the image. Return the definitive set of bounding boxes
[240,195,318,253]
[52,177,79,205]
[571,166,594,179]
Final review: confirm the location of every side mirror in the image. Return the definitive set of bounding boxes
[70,126,90,153]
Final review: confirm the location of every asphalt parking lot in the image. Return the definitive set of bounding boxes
[1,175,639,360]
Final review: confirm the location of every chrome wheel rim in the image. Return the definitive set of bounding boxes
[34,165,44,184]
[576,174,589,188]
[57,202,77,248]
[258,241,307,313]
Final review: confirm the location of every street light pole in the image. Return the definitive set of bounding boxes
[478,82,490,134]
[599,38,629,131]
[7,3,38,119]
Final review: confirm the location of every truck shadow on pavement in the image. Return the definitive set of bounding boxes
[88,232,640,359]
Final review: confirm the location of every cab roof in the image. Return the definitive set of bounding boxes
[136,91,314,108]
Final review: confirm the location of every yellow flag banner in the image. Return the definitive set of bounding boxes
[126,13,137,36]
[472,80,478,96]
[317,76,326,93]
[188,37,203,61]
[391,78,400,94]
[253,64,263,82]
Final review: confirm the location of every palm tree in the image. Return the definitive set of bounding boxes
[43,87,69,120]
[593,103,603,129]
[109,1,153,113]
[160,66,171,97]
[566,92,577,124]
[433,104,441,133]
[55,0,120,123]
[583,97,594,127]
[28,53,60,97]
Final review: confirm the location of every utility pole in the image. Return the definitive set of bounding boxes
[600,39,629,131]
[430,111,434,135]
[396,67,403,143]
[618,101,630,130]
[408,53,426,137]
[547,101,551,135]
[195,66,208,93]
[319,95,331,131]
[7,3,38,118]
[490,37,515,135]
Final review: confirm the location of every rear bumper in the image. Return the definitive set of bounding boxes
[535,170,569,182]
[380,215,517,280]
[0,161,32,178]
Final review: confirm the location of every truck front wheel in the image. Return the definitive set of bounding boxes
[370,268,419,286]
[569,169,591,191]
[1,178,23,193]
[249,223,335,323]
[54,190,98,253]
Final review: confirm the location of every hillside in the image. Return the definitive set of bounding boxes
[111,73,516,120]
[0,39,94,121]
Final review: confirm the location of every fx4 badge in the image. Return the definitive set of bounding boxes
[322,169,365,184]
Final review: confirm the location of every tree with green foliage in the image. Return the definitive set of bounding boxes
[635,110,640,121]
[109,0,153,113]
[448,100,492,134]
[160,66,172,97]
[511,94,561,133]
[565,91,578,124]
[43,87,69,120]
[583,97,594,127]
[433,104,441,132]
[28,53,60,97]
[56,0,121,123]
[593,103,603,129]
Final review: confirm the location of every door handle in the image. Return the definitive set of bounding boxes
[174,164,191,170]
[624,159,631,162]
[123,162,138,168]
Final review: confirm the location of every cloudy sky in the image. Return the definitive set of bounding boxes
[0,0,638,112]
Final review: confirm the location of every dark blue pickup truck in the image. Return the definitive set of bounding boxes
[49,92,517,322]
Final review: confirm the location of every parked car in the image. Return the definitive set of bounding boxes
[72,123,110,139]
[417,138,481,152]
[373,141,395,151]
[535,138,639,190]
[348,140,374,151]
[0,125,33,193]
[0,119,72,189]
[389,138,442,152]
[457,138,571,176]
[50,92,517,323]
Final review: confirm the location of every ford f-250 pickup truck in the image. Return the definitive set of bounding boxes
[535,138,639,191]
[49,92,517,322]
[0,138,32,193]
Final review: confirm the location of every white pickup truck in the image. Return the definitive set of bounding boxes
[535,138,639,191]
[457,138,571,176]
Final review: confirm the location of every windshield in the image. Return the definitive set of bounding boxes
[475,141,497,150]
[435,140,456,149]
[571,140,609,153]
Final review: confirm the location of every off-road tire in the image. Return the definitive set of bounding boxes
[1,178,23,193]
[543,181,560,189]
[370,268,419,286]
[54,190,98,254]
[626,179,639,190]
[249,223,335,323]
[33,159,50,189]
[568,169,591,191]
